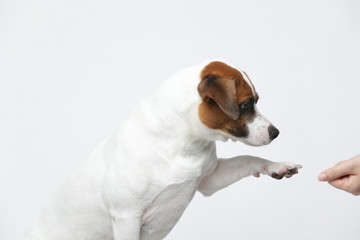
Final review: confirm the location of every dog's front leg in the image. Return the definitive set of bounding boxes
[198,155,302,196]
[111,215,141,240]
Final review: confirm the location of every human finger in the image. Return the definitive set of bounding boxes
[328,176,351,193]
[318,160,354,182]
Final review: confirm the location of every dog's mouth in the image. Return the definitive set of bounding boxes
[225,136,268,146]
[238,137,272,147]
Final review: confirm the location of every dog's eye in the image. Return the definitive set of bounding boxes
[241,101,252,110]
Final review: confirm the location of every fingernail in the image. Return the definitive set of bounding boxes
[318,173,328,181]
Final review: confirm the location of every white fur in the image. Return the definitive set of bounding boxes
[241,106,273,146]
[239,70,256,97]
[23,61,301,240]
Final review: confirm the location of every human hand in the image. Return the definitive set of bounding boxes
[318,155,360,195]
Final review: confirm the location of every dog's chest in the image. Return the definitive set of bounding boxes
[140,179,198,239]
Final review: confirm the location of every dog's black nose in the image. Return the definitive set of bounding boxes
[268,125,280,141]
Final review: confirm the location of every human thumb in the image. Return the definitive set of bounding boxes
[318,161,353,182]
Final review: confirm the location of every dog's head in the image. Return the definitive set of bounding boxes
[197,61,279,146]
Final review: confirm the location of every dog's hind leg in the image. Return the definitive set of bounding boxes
[197,155,302,196]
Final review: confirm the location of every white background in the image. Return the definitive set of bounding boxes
[1,0,360,239]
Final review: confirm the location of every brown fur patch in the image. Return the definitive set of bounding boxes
[200,61,256,103]
[198,61,258,137]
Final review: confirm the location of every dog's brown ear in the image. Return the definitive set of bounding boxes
[198,75,239,120]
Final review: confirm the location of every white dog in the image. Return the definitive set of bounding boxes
[23,60,302,240]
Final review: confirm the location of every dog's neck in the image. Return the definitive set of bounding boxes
[119,64,217,171]
[138,69,212,147]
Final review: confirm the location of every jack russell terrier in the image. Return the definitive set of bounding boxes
[23,60,302,240]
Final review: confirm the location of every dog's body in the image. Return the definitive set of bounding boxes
[23,61,301,240]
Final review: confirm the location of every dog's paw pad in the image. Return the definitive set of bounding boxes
[268,163,302,180]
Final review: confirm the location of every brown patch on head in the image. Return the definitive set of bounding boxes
[197,61,258,138]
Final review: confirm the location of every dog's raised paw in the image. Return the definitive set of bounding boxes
[267,162,302,180]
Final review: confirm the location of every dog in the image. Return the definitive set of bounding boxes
[23,60,302,240]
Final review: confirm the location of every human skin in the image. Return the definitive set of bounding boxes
[318,155,360,196]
